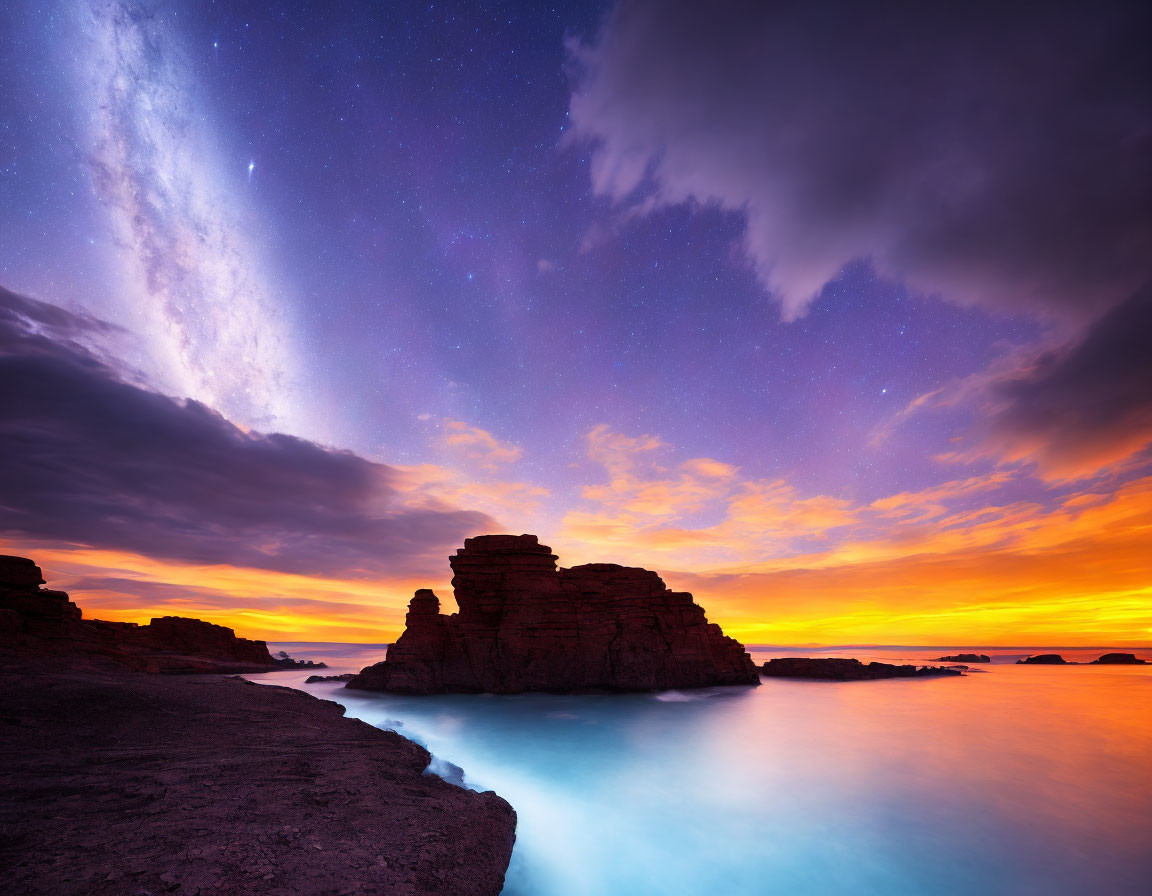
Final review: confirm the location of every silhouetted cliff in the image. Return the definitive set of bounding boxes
[347,534,759,694]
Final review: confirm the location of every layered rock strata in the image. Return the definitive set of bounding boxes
[348,534,759,693]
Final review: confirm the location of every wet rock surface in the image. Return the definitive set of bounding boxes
[347,534,759,694]
[0,658,516,896]
[760,657,964,680]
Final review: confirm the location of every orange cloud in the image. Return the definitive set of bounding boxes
[664,475,1152,646]
[561,426,860,566]
[393,462,551,531]
[441,419,523,469]
[1,540,442,643]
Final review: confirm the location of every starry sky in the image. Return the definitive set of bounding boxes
[1,0,1150,645]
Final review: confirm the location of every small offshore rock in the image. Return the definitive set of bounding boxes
[760,657,964,680]
[1089,652,1148,665]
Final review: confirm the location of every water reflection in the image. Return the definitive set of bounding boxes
[255,646,1152,895]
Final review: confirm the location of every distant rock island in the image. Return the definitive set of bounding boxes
[1016,653,1149,665]
[347,534,759,694]
[306,672,357,683]
[1017,654,1069,664]
[936,653,990,663]
[760,657,964,680]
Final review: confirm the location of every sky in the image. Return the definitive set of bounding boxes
[1,0,1150,646]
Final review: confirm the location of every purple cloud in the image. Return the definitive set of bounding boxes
[0,286,493,577]
[569,0,1151,321]
[979,284,1152,478]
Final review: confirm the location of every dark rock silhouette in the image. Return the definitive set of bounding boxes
[272,648,327,669]
[936,653,990,663]
[1017,654,1069,664]
[1090,652,1148,665]
[760,657,964,680]
[0,555,279,673]
[306,672,357,683]
[347,534,759,694]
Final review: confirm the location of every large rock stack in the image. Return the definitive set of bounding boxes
[347,534,760,693]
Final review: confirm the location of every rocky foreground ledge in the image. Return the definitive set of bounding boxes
[0,657,516,896]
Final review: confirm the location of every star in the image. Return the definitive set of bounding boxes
[247,161,255,179]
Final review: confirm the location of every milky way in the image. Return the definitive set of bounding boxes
[76,0,301,433]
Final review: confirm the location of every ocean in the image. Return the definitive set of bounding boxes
[251,644,1152,895]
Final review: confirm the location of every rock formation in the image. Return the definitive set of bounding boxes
[306,672,357,683]
[0,554,279,673]
[1090,652,1148,664]
[936,653,990,662]
[347,534,759,694]
[271,648,327,669]
[760,657,964,680]
[1017,654,1068,664]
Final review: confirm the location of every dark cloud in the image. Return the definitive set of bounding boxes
[980,284,1152,479]
[569,0,1151,321]
[0,287,493,576]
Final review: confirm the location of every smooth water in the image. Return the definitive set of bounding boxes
[254,644,1152,895]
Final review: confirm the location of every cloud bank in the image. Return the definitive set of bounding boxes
[569,0,1151,321]
[0,287,492,577]
[980,285,1152,479]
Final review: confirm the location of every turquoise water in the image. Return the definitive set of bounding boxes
[254,645,1152,895]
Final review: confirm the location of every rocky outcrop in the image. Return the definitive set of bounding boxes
[110,616,276,671]
[1017,654,1068,664]
[936,653,990,663]
[347,534,759,694]
[306,672,357,683]
[1090,652,1148,665]
[0,659,516,895]
[272,649,327,669]
[0,554,279,673]
[760,657,964,680]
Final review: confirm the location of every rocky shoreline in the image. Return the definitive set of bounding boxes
[0,555,517,895]
[0,656,516,896]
